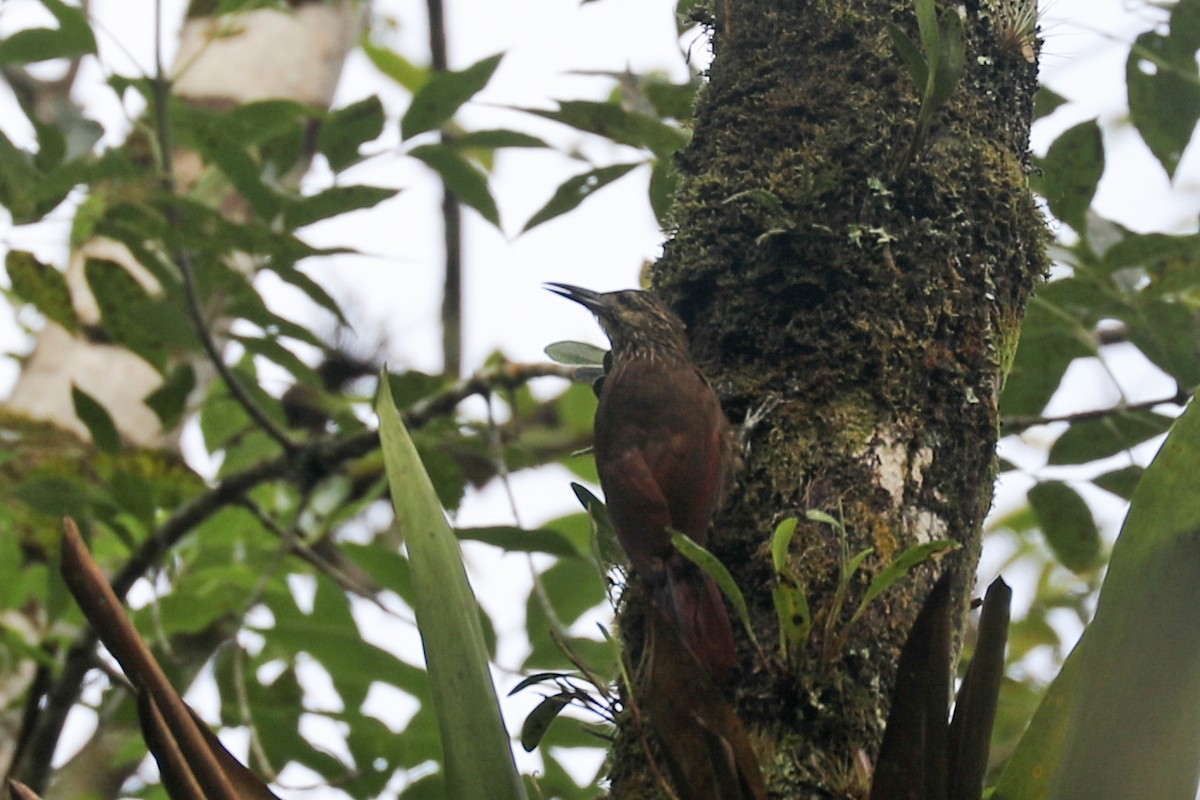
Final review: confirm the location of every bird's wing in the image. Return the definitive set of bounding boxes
[596,444,676,580]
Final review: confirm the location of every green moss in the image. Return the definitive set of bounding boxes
[609,0,1047,794]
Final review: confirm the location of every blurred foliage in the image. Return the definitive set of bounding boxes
[990,0,1200,788]
[0,0,1199,797]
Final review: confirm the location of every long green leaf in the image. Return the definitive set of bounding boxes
[375,375,526,800]
[770,518,810,658]
[849,539,959,626]
[410,144,500,226]
[522,163,640,232]
[670,531,758,646]
[996,398,1200,799]
[401,53,504,139]
[1034,119,1105,234]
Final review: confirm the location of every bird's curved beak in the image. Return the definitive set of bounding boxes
[544,282,608,314]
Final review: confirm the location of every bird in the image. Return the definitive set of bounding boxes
[546,283,739,683]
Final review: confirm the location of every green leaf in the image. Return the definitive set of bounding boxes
[1000,291,1097,417]
[387,370,453,408]
[1034,86,1069,120]
[0,129,39,221]
[519,692,574,752]
[771,517,799,575]
[6,251,78,333]
[523,163,640,232]
[516,100,690,156]
[649,155,679,228]
[1028,481,1102,573]
[1126,301,1200,387]
[670,531,758,646]
[456,526,583,558]
[85,258,178,373]
[263,261,349,326]
[0,0,97,65]
[1092,465,1144,500]
[1034,119,1104,234]
[410,144,500,226]
[199,383,251,452]
[376,372,527,800]
[928,8,966,115]
[71,385,121,453]
[319,96,387,172]
[451,129,549,150]
[770,518,811,658]
[570,483,623,569]
[1126,0,1200,180]
[411,426,469,511]
[231,334,320,386]
[849,539,960,626]
[283,184,397,229]
[1048,411,1174,465]
[544,341,607,367]
[805,508,843,529]
[523,557,610,672]
[997,395,1200,799]
[180,105,280,219]
[915,0,940,81]
[361,39,428,93]
[643,76,702,121]
[889,23,928,90]
[401,53,504,139]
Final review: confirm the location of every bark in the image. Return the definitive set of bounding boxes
[611,0,1045,796]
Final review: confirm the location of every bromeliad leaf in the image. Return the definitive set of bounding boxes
[671,531,758,647]
[376,372,526,800]
[849,539,959,626]
[771,517,811,659]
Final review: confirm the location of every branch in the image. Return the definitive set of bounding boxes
[427,0,463,377]
[1000,389,1191,436]
[12,361,575,789]
[150,40,297,455]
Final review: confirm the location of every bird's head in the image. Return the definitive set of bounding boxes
[546,283,691,361]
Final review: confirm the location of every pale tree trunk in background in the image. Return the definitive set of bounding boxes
[0,2,363,794]
[6,0,363,448]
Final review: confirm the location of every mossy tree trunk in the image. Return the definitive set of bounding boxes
[612,0,1045,795]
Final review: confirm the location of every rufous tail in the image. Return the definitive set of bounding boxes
[659,557,739,684]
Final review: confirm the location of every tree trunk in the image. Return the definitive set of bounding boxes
[611,0,1045,795]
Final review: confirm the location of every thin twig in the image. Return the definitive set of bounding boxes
[15,360,575,787]
[149,20,296,454]
[427,0,463,376]
[1000,389,1191,436]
